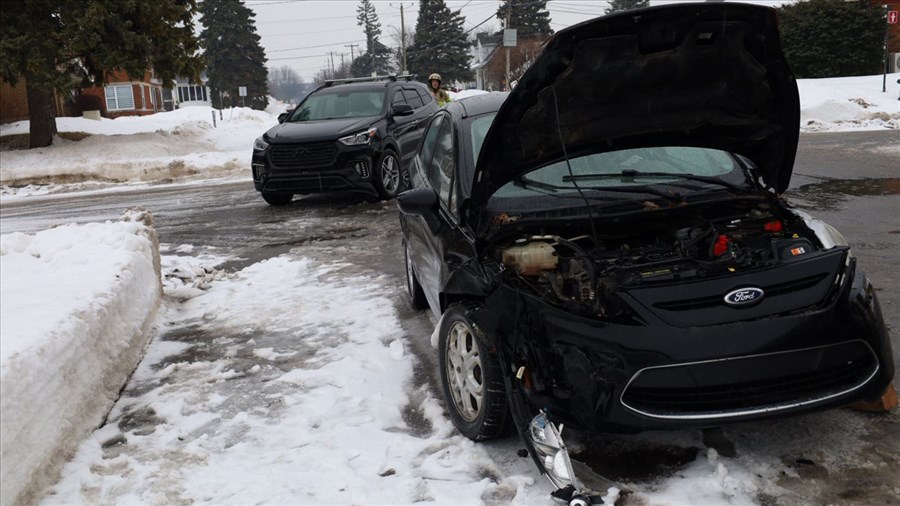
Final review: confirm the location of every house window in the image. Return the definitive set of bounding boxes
[105,85,135,111]
[177,85,208,103]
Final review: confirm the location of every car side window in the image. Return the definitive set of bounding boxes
[417,115,444,186]
[428,120,456,214]
[403,88,424,109]
[392,90,406,107]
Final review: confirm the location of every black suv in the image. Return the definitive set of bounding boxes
[252,75,438,205]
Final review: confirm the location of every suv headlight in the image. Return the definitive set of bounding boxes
[254,136,269,151]
[339,127,377,146]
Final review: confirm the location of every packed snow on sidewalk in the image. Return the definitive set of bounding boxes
[0,212,162,506]
[37,253,554,504]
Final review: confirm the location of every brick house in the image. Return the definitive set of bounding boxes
[80,70,164,118]
[0,78,65,124]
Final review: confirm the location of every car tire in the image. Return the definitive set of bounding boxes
[404,243,428,310]
[374,149,403,200]
[261,191,293,206]
[438,303,511,441]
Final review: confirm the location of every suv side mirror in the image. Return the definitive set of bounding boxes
[278,109,293,123]
[392,103,414,117]
[397,188,438,216]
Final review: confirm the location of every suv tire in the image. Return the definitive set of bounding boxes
[374,150,403,200]
[262,191,293,206]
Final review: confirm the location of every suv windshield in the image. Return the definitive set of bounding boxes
[289,88,385,121]
[492,147,742,199]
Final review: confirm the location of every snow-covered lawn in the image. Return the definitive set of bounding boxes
[798,73,900,132]
[0,211,162,506]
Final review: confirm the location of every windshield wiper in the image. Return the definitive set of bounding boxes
[564,170,746,192]
[513,176,619,201]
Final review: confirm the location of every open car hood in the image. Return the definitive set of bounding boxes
[470,3,800,208]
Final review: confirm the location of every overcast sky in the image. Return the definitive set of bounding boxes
[246,0,790,82]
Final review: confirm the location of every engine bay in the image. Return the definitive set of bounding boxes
[494,198,822,317]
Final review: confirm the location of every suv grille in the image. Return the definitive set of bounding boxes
[270,142,337,168]
[620,340,878,419]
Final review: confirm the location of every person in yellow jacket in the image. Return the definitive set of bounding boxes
[428,73,452,107]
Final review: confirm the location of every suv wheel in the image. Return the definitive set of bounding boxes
[261,191,293,206]
[438,303,511,441]
[374,150,402,199]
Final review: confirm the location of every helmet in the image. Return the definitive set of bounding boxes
[428,73,442,82]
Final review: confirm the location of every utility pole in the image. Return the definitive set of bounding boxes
[329,52,335,78]
[400,4,407,74]
[345,44,358,62]
[505,13,511,91]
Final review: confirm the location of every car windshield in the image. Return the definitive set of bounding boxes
[492,147,743,199]
[289,89,385,121]
[469,113,497,166]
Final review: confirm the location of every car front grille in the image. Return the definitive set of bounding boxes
[269,142,338,169]
[620,340,879,419]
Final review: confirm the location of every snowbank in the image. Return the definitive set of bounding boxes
[0,211,163,506]
[799,73,900,132]
[0,106,282,187]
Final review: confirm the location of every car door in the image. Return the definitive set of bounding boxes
[405,112,469,313]
[403,113,449,313]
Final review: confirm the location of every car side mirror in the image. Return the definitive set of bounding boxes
[397,188,438,216]
[392,103,414,117]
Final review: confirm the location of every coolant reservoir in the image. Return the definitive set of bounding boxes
[501,241,558,276]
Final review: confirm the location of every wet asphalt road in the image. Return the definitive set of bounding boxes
[1,129,898,504]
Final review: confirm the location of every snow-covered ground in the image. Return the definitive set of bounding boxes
[0,211,162,506]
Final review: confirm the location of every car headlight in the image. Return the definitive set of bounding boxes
[338,127,377,146]
[254,136,269,151]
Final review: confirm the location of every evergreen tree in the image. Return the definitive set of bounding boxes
[497,0,553,37]
[407,0,472,84]
[355,0,393,78]
[777,0,884,78]
[0,0,202,148]
[357,0,382,59]
[605,0,650,14]
[199,0,269,110]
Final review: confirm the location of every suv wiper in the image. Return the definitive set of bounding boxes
[513,176,618,201]
[564,170,747,192]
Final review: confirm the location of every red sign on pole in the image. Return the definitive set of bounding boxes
[889,10,899,24]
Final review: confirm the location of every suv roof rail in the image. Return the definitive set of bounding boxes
[323,74,417,86]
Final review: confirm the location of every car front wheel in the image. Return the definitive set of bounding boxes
[438,303,511,441]
[261,191,293,206]
[374,150,403,200]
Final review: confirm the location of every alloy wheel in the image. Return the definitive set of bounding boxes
[381,154,400,194]
[445,321,483,422]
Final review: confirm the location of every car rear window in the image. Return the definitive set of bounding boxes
[290,89,385,121]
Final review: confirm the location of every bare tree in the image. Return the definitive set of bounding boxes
[267,65,304,101]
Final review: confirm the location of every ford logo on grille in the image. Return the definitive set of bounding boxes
[724,287,764,306]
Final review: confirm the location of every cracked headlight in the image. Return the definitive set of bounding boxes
[338,127,377,146]
[254,136,269,151]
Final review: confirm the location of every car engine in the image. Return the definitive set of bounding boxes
[495,201,820,318]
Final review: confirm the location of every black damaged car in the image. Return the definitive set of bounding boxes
[397,3,895,503]
[252,76,438,205]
